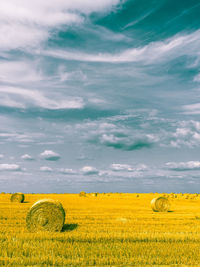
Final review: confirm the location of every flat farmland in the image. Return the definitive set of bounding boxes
[0,193,200,266]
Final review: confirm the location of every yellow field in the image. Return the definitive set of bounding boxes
[0,193,200,266]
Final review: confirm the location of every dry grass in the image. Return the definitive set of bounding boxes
[0,193,200,266]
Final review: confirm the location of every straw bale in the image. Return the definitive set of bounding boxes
[26,199,65,232]
[10,192,24,203]
[151,197,170,212]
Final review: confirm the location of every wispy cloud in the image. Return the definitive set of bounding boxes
[0,86,84,109]
[0,132,37,144]
[43,30,200,64]
[183,103,200,115]
[0,60,43,84]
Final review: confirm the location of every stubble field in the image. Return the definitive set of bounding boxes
[0,193,200,266]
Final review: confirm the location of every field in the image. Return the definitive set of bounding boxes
[0,193,200,266]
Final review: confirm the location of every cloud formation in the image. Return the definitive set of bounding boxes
[0,86,84,110]
[75,118,157,151]
[0,60,43,84]
[110,163,147,172]
[183,103,200,115]
[166,161,200,171]
[40,166,53,172]
[0,0,120,51]
[170,120,200,148]
[1,1,200,193]
[0,164,22,171]
[59,168,77,175]
[40,150,60,161]
[110,163,133,171]
[81,166,99,175]
[44,30,200,64]
[21,154,34,160]
[99,133,152,151]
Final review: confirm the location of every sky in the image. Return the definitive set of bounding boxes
[1,0,200,193]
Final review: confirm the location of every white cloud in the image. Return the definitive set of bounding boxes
[0,154,4,159]
[0,86,84,109]
[81,166,99,175]
[183,103,200,115]
[110,164,133,171]
[21,154,34,160]
[0,131,43,144]
[0,164,22,171]
[0,60,43,84]
[0,24,48,51]
[99,133,152,150]
[74,119,156,151]
[193,73,200,82]
[40,166,53,172]
[43,30,200,64]
[166,161,200,171]
[57,66,87,83]
[110,163,148,173]
[169,120,200,148]
[40,150,60,161]
[0,0,120,51]
[59,168,77,175]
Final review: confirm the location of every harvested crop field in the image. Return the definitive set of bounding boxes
[0,193,200,266]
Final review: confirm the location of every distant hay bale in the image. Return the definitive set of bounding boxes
[10,192,24,203]
[79,191,86,197]
[151,197,170,212]
[26,199,65,232]
[91,193,98,197]
[136,194,139,198]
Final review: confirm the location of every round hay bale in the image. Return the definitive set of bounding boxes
[151,197,170,212]
[26,199,65,232]
[10,192,24,203]
[79,191,86,197]
[91,192,98,197]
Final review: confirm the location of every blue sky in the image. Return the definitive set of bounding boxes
[1,0,200,193]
